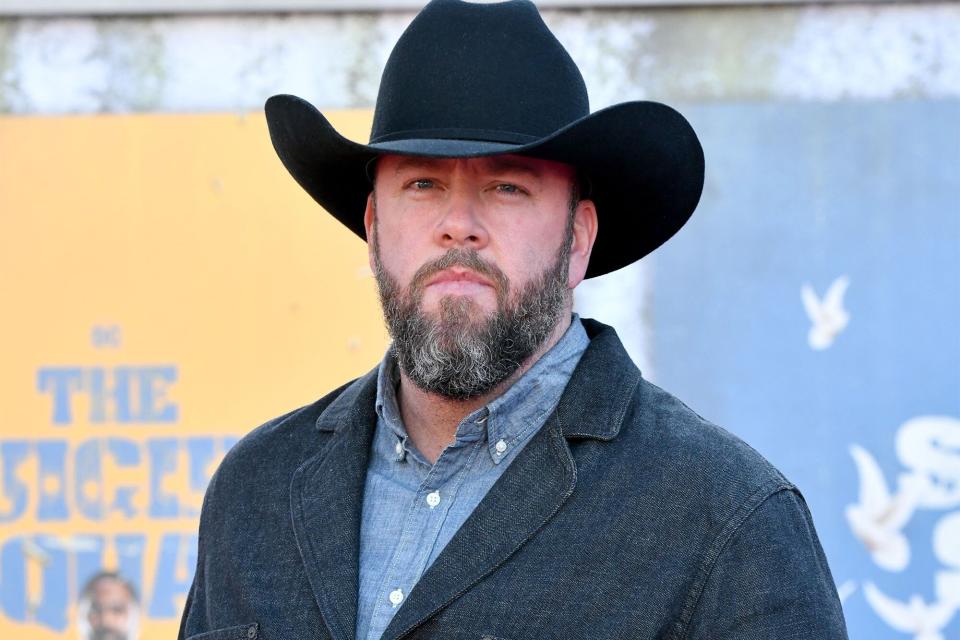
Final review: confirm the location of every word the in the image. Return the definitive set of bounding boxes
[37,366,178,425]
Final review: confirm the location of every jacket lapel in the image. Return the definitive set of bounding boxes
[380,411,576,640]
[381,320,642,640]
[289,370,379,640]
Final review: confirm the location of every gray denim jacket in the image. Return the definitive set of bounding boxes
[179,319,848,640]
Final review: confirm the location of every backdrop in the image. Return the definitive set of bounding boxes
[1,101,958,638]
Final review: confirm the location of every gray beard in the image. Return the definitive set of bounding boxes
[373,240,571,401]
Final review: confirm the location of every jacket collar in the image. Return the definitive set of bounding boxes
[554,317,642,441]
[293,319,641,640]
[314,366,378,433]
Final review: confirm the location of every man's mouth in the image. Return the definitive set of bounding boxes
[425,268,494,289]
[423,268,497,297]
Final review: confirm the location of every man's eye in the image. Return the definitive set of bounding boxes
[495,183,525,195]
[410,179,434,190]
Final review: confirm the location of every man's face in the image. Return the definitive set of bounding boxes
[364,154,597,399]
[85,579,132,640]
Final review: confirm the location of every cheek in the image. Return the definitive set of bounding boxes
[375,234,441,295]
[493,219,566,274]
[377,199,437,241]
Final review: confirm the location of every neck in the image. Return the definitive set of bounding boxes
[397,313,572,464]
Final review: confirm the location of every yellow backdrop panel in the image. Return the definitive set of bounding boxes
[0,109,386,639]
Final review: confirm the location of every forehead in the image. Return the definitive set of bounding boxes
[91,579,132,602]
[376,153,575,182]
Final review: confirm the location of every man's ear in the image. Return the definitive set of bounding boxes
[364,192,376,271]
[567,198,598,289]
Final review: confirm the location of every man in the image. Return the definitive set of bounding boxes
[77,571,140,640]
[179,0,848,638]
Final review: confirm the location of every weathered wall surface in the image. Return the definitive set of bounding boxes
[1,4,958,113]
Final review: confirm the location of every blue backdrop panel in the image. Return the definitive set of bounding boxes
[650,100,960,638]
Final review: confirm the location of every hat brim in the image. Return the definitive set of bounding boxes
[265,93,704,278]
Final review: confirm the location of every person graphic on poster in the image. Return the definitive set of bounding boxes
[76,571,140,640]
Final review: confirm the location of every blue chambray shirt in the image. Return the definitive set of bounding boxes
[356,315,590,640]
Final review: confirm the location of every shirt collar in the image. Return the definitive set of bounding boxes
[375,314,590,464]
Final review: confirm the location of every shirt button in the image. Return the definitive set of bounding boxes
[246,625,257,639]
[426,490,441,508]
[495,439,507,455]
[389,588,404,606]
[395,440,404,459]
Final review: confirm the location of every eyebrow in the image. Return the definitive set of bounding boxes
[392,156,543,181]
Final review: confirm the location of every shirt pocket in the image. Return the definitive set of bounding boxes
[186,622,259,640]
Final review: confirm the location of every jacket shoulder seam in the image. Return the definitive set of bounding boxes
[672,479,796,639]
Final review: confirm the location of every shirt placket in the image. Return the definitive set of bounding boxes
[365,439,482,640]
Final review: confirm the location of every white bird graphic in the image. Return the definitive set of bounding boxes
[801,275,850,350]
[864,582,958,640]
[845,444,919,571]
[837,580,857,604]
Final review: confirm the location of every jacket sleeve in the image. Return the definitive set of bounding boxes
[177,459,218,640]
[683,488,849,639]
[177,564,200,640]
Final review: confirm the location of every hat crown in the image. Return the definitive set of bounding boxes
[370,0,589,146]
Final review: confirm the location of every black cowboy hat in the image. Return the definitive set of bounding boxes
[265,0,704,278]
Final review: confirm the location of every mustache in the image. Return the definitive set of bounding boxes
[408,249,509,300]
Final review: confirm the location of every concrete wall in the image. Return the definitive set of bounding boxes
[1,3,958,115]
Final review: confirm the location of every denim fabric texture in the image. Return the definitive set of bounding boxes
[357,318,589,640]
[179,319,849,640]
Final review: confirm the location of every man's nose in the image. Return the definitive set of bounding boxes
[433,191,488,249]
